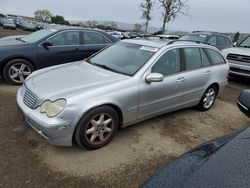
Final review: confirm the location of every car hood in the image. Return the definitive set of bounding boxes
[24,61,128,101]
[142,127,250,188]
[0,35,24,42]
[222,47,250,56]
[0,38,26,47]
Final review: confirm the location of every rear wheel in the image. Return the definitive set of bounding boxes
[3,59,34,85]
[74,106,119,150]
[198,86,217,111]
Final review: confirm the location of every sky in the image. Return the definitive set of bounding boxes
[0,0,250,33]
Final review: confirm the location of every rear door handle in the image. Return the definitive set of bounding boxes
[177,77,185,83]
[205,70,211,75]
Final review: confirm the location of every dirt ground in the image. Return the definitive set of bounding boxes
[0,28,250,187]
[0,28,31,38]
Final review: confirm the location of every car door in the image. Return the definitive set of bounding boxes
[180,47,212,106]
[79,31,112,59]
[138,48,184,119]
[38,30,82,69]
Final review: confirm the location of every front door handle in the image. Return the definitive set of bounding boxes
[177,77,185,83]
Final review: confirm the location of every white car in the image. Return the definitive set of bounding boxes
[222,35,250,78]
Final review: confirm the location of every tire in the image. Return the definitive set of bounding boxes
[74,106,119,150]
[3,59,34,85]
[198,86,218,111]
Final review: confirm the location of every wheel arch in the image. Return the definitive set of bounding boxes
[208,82,220,95]
[72,103,124,143]
[1,56,36,77]
[71,103,123,147]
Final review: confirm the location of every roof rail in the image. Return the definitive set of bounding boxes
[191,31,230,37]
[167,40,211,45]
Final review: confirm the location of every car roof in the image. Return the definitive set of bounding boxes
[188,31,230,38]
[46,26,105,33]
[121,38,212,49]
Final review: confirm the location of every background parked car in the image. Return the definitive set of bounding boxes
[2,19,16,30]
[142,90,250,188]
[222,35,250,78]
[0,27,118,84]
[180,31,233,50]
[19,20,37,31]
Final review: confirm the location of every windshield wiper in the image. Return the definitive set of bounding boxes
[16,38,26,43]
[92,63,129,75]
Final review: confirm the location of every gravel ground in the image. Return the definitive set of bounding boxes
[0,28,250,187]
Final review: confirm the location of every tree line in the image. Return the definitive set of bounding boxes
[34,9,117,30]
[34,0,189,33]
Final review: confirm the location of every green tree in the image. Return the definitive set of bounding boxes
[233,31,240,42]
[51,15,70,25]
[159,0,189,33]
[34,9,52,22]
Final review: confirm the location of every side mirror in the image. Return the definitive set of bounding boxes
[233,42,238,47]
[41,41,53,49]
[145,73,164,83]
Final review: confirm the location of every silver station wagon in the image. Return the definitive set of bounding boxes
[17,39,229,149]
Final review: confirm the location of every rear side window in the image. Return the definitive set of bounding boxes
[225,38,232,45]
[206,49,226,65]
[83,31,110,45]
[217,36,226,45]
[200,49,210,67]
[183,48,202,70]
[152,48,181,76]
[207,36,216,45]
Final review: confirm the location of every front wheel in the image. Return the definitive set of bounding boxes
[74,106,119,150]
[3,59,34,85]
[198,86,217,111]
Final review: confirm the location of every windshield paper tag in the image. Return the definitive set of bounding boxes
[140,46,159,52]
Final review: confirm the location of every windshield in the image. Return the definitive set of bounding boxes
[239,36,250,48]
[88,42,158,76]
[180,34,209,42]
[21,29,56,43]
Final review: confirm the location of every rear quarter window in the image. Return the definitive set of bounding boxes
[205,49,226,65]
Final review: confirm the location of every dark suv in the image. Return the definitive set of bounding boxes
[0,27,118,84]
[180,31,232,50]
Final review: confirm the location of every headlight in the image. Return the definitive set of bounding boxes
[40,99,67,118]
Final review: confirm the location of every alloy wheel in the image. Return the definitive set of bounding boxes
[85,113,114,145]
[203,88,216,109]
[8,63,32,83]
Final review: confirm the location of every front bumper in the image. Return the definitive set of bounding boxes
[228,61,250,78]
[16,88,74,146]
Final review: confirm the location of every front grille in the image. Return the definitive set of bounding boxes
[23,88,38,109]
[227,53,250,63]
[230,67,250,75]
